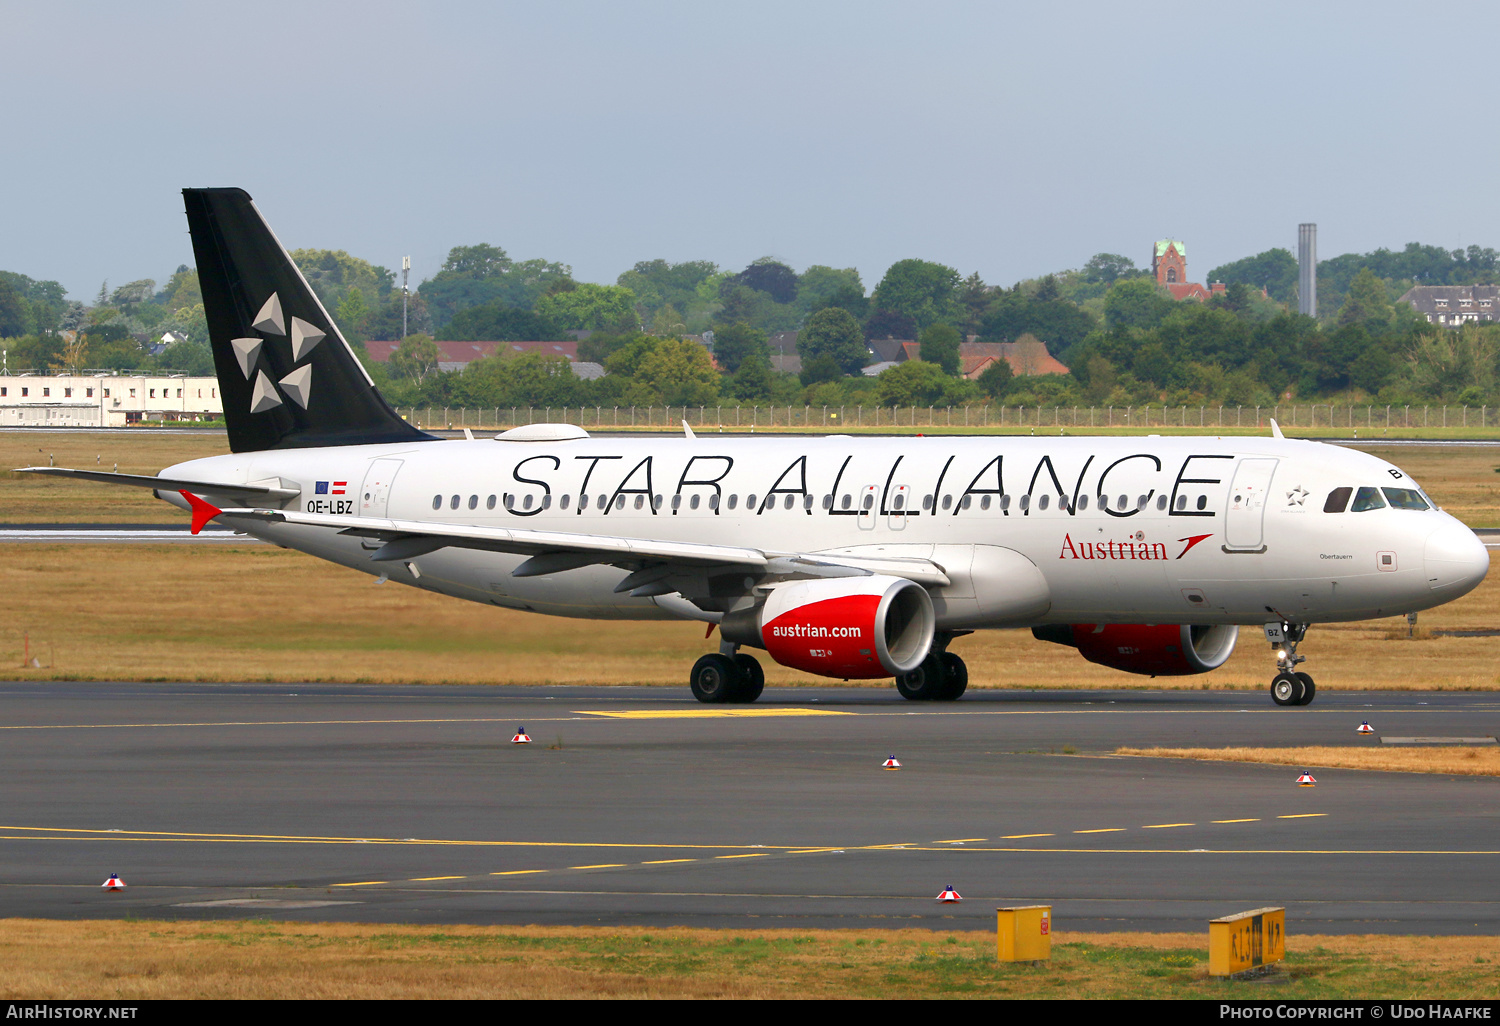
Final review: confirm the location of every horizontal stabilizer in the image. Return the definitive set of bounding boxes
[14,467,300,502]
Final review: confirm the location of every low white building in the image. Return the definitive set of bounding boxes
[0,373,223,427]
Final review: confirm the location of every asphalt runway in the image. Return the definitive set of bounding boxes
[0,682,1496,934]
[0,524,257,544]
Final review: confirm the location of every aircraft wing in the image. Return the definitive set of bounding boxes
[14,467,300,503]
[208,504,952,590]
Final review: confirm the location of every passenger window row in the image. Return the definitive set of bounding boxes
[1323,486,1430,513]
[916,492,1202,513]
[430,493,555,511]
[425,490,1209,514]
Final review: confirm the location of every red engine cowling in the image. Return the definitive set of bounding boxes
[721,575,935,679]
[1033,623,1239,676]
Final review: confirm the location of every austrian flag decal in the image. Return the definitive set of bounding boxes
[315,481,347,495]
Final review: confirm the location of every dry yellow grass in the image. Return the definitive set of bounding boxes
[1357,444,1500,527]
[0,920,1494,999]
[0,430,231,523]
[2,542,1500,688]
[1117,745,1500,776]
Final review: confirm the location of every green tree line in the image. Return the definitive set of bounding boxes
[7,238,1500,413]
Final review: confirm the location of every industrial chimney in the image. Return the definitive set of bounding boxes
[1298,223,1317,317]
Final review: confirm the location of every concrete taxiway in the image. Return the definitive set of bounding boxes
[0,682,1495,934]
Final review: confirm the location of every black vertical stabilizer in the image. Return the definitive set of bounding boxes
[183,188,435,452]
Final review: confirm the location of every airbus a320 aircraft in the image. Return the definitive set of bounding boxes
[22,189,1490,705]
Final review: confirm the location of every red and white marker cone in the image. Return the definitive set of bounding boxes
[882,756,901,770]
[511,727,531,744]
[1356,721,1374,735]
[936,885,962,903]
[1296,770,1316,787]
[101,874,125,891]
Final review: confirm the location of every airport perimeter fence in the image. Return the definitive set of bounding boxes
[400,403,1500,433]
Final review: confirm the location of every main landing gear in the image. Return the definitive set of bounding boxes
[1265,621,1316,706]
[896,633,969,702]
[690,643,765,704]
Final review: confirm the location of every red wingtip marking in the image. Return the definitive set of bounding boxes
[179,490,222,535]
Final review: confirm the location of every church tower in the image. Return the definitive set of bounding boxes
[1150,239,1213,301]
[1153,240,1187,287]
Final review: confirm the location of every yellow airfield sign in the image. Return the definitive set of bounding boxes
[1209,906,1286,977]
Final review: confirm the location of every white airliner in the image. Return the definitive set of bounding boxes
[21,190,1490,706]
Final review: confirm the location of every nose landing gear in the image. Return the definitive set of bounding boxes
[1265,622,1315,706]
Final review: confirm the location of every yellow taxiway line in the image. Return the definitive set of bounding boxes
[574,709,852,719]
[0,717,593,731]
[20,813,1471,864]
[0,825,802,850]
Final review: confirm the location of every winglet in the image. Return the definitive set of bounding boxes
[682,419,696,440]
[1269,418,1284,439]
[179,490,223,535]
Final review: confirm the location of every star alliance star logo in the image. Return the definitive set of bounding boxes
[1286,485,1309,506]
[231,292,325,414]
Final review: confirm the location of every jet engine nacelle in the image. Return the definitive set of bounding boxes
[721,575,935,679]
[1033,623,1239,676]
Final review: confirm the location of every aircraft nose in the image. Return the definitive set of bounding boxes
[1424,523,1490,596]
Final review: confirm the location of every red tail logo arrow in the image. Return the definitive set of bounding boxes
[1175,534,1213,559]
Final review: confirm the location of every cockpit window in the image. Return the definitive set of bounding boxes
[1350,486,1386,512]
[1382,487,1430,510]
[1323,487,1352,513]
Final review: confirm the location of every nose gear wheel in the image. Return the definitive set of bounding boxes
[1271,671,1303,706]
[1266,622,1315,706]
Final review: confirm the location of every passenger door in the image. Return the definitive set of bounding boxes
[1224,458,1277,551]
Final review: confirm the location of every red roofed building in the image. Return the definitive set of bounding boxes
[1152,240,1225,303]
[364,339,579,373]
[958,336,1070,379]
[895,337,1071,378]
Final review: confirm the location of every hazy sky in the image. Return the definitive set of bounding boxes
[5,1,1497,301]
